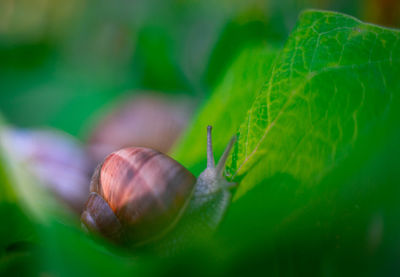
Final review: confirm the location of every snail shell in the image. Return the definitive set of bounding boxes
[81,147,196,245]
[81,126,236,249]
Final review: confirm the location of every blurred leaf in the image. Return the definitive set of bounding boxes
[203,10,285,89]
[34,221,137,277]
[173,42,280,174]
[132,25,190,92]
[0,115,37,274]
[0,121,57,221]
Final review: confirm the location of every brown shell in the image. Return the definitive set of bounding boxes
[89,147,196,245]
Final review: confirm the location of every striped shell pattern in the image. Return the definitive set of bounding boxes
[89,147,196,245]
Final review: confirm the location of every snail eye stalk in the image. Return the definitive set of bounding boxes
[207,125,215,169]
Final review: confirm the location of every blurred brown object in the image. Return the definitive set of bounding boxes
[87,92,196,164]
[0,127,92,213]
[0,0,83,41]
[364,0,400,27]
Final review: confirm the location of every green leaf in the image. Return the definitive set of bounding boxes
[171,9,400,274]
[173,42,280,174]
[227,10,400,198]
[176,9,400,197]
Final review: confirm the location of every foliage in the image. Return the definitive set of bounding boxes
[1,6,400,276]
[174,10,400,275]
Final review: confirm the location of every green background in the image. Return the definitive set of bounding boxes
[1,0,400,275]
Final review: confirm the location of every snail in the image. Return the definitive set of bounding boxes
[81,126,236,247]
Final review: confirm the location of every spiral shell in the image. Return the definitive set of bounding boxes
[82,147,196,245]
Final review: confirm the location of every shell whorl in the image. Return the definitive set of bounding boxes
[81,192,123,241]
[89,147,196,245]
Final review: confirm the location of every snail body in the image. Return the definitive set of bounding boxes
[81,126,236,247]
